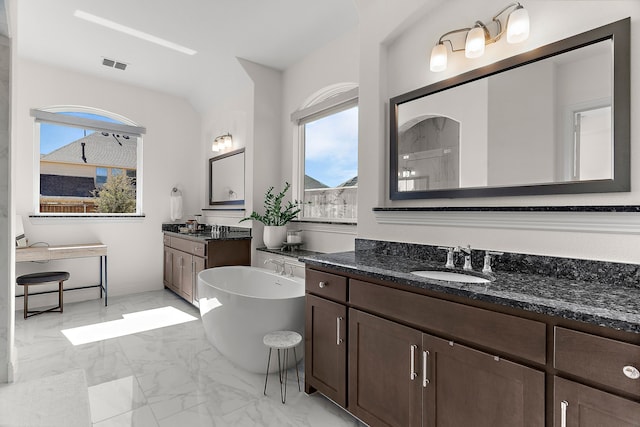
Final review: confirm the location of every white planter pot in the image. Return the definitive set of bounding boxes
[263,225,286,249]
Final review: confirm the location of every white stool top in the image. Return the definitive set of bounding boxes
[263,331,302,349]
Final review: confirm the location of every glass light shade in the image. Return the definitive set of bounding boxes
[212,141,220,152]
[465,26,486,58]
[223,135,233,148]
[506,6,530,44]
[430,43,448,72]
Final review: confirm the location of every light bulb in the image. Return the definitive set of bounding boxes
[430,43,448,72]
[223,135,233,148]
[465,26,486,58]
[507,6,530,44]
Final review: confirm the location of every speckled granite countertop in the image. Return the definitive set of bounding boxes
[302,250,640,334]
[163,230,251,242]
[257,246,324,258]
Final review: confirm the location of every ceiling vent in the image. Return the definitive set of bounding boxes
[102,57,127,71]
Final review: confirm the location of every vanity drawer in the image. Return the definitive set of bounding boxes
[306,269,348,302]
[555,327,640,396]
[349,279,546,364]
[171,237,206,257]
[163,234,171,246]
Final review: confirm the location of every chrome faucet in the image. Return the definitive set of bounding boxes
[482,251,504,274]
[264,258,285,274]
[457,245,473,270]
[437,246,456,269]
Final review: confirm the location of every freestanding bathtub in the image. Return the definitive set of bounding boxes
[197,266,305,374]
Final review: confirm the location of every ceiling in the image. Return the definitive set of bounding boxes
[15,0,359,112]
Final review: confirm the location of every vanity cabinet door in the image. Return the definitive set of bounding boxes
[180,254,194,302]
[171,249,192,302]
[348,309,422,427]
[167,247,181,294]
[554,377,640,427]
[163,246,173,289]
[192,256,205,303]
[305,294,347,407]
[422,334,545,427]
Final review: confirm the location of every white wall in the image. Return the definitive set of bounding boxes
[13,59,201,306]
[200,75,253,228]
[0,34,12,383]
[199,59,286,260]
[357,0,640,263]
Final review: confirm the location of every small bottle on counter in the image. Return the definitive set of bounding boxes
[286,230,302,244]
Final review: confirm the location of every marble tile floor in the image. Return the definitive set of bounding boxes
[7,289,364,427]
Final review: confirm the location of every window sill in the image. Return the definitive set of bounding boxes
[292,219,357,226]
[29,214,146,222]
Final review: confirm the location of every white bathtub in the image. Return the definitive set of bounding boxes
[197,266,305,374]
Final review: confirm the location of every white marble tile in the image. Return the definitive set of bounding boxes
[8,289,362,427]
[93,405,159,427]
[88,375,147,423]
[0,369,91,427]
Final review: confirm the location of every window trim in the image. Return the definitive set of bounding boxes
[32,106,145,216]
[292,87,359,223]
[31,108,146,136]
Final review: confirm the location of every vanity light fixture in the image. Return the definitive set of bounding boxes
[429,2,530,72]
[211,132,233,152]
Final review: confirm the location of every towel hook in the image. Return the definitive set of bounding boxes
[171,187,182,196]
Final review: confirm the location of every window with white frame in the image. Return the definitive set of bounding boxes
[293,87,358,222]
[32,107,145,215]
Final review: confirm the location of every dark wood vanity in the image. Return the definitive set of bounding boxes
[163,231,250,304]
[304,263,640,427]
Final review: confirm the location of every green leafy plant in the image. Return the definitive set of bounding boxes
[91,174,136,213]
[240,182,301,226]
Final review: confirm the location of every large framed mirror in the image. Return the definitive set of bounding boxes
[209,148,245,205]
[390,18,630,200]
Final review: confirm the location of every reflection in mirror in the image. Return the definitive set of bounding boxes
[209,148,245,205]
[398,116,460,191]
[390,18,629,200]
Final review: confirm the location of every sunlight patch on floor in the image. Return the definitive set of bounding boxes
[61,306,198,345]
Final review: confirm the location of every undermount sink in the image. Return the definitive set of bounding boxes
[411,270,491,284]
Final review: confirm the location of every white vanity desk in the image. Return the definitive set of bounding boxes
[16,243,108,305]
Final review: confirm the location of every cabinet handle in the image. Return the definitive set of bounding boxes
[336,317,343,345]
[319,281,327,288]
[410,345,418,380]
[623,365,640,380]
[560,400,568,427]
[422,350,430,387]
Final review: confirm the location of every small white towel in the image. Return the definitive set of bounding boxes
[170,193,183,221]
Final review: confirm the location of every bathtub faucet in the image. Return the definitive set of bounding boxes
[264,258,285,274]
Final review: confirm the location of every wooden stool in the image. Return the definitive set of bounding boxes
[16,271,69,319]
[263,331,302,404]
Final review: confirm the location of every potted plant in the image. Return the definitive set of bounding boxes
[240,182,301,249]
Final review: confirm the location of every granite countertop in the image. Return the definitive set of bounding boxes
[302,250,640,334]
[258,246,324,259]
[163,230,251,242]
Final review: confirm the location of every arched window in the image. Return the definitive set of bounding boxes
[31,107,145,215]
[291,84,358,222]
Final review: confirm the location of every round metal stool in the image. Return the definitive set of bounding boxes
[16,271,69,319]
[263,330,302,404]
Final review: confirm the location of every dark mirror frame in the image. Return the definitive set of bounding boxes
[389,18,630,200]
[209,148,245,206]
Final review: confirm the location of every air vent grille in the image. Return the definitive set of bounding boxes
[102,57,127,71]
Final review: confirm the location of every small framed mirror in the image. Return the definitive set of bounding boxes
[209,148,245,205]
[390,18,630,200]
